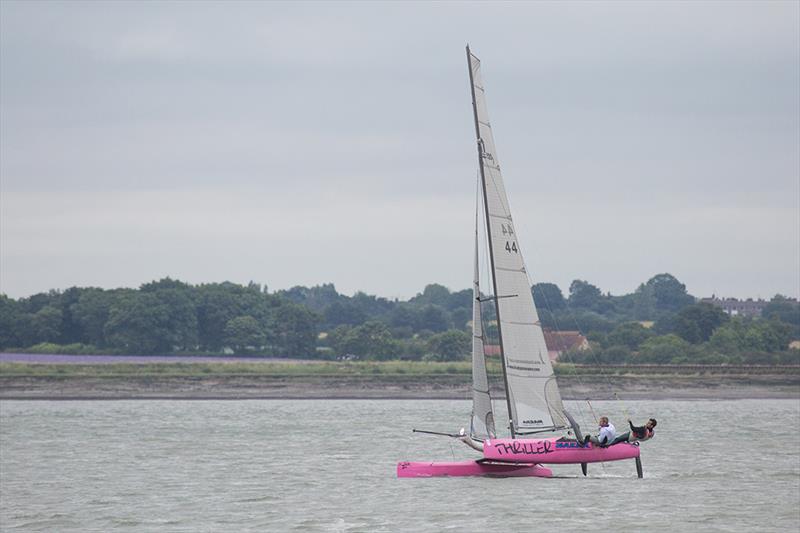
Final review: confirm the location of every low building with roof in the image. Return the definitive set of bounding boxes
[483,329,589,362]
[542,329,590,361]
[700,296,768,317]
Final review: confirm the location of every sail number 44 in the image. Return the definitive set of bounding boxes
[501,224,518,253]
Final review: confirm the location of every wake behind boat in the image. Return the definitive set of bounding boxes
[397,46,644,479]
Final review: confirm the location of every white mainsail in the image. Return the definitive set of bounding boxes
[467,46,568,435]
[470,208,495,440]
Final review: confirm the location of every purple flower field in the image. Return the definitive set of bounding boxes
[0,353,307,364]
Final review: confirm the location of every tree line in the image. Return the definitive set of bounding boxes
[0,273,797,364]
[533,275,799,365]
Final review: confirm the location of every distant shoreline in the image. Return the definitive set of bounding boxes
[2,374,797,401]
[3,357,798,400]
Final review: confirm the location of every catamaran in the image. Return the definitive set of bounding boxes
[397,47,643,479]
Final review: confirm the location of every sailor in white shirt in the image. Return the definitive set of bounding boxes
[583,416,616,447]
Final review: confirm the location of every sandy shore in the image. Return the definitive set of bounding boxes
[1,374,797,400]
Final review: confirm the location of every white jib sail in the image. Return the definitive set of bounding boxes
[470,207,495,440]
[467,47,568,435]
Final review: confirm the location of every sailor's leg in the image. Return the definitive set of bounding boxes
[458,435,484,452]
[609,432,630,446]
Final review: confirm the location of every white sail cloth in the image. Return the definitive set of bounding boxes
[468,49,568,434]
[470,213,495,440]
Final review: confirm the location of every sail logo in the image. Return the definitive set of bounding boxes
[492,440,552,456]
[477,139,494,161]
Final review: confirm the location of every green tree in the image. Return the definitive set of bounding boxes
[410,284,451,307]
[759,319,793,352]
[631,284,657,319]
[600,344,632,364]
[29,305,63,344]
[55,287,89,344]
[148,282,198,351]
[331,321,398,359]
[388,304,417,330]
[350,292,393,318]
[18,290,59,314]
[71,289,123,347]
[196,282,268,351]
[271,302,318,357]
[278,283,342,312]
[643,273,695,313]
[606,322,654,350]
[450,307,471,331]
[104,293,172,354]
[547,310,616,334]
[533,283,566,312]
[664,302,729,344]
[415,305,451,333]
[395,336,428,360]
[0,295,22,348]
[140,278,190,292]
[324,300,368,327]
[762,295,800,336]
[709,317,792,354]
[638,334,693,363]
[424,329,471,361]
[568,280,603,310]
[446,289,472,312]
[706,326,739,356]
[224,316,265,354]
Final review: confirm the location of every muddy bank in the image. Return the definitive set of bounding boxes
[1,374,797,400]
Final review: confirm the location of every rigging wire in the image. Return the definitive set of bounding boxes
[585,398,599,423]
[528,275,592,430]
[538,276,633,430]
[478,171,503,437]
[465,179,476,420]
[475,167,502,438]
[582,397,609,475]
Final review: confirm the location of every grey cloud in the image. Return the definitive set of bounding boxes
[1,0,797,299]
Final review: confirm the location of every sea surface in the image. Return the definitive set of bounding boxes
[1,399,798,532]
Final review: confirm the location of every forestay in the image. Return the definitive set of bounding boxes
[467,47,568,435]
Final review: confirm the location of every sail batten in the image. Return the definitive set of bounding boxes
[467,47,567,435]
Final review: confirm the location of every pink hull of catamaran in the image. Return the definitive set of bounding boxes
[483,438,640,464]
[397,460,553,478]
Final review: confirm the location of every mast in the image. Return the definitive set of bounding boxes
[466,45,515,437]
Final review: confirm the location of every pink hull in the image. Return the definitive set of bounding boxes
[483,438,640,464]
[397,460,553,478]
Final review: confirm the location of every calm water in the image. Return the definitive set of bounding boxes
[1,399,798,532]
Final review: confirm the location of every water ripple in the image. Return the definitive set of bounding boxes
[1,399,798,531]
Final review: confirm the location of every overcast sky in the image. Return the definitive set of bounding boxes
[1,1,798,301]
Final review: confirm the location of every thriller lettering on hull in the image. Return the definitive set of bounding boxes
[491,440,553,456]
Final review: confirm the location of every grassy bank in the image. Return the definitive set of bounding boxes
[2,361,798,379]
[0,361,481,378]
